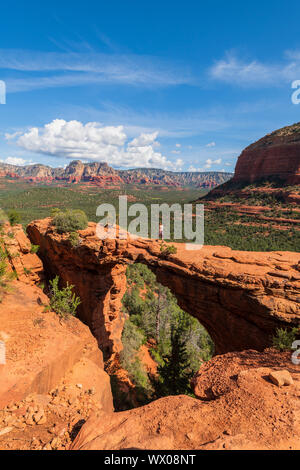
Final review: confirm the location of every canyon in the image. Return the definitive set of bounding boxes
[0,217,299,450]
[0,122,300,450]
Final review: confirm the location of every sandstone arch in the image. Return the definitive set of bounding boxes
[27,219,300,360]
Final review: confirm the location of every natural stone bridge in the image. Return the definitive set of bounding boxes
[27,219,300,359]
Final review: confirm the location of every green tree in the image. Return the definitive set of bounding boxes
[272,327,299,351]
[45,275,81,319]
[7,210,21,226]
[153,321,193,397]
[52,209,88,233]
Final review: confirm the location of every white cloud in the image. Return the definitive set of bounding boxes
[209,51,300,86]
[0,156,28,165]
[127,132,158,147]
[188,158,222,172]
[206,141,216,147]
[171,149,181,154]
[175,143,181,147]
[0,49,192,93]
[204,158,222,168]
[4,131,23,140]
[14,119,181,170]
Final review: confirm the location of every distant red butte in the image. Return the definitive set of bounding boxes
[233,122,300,185]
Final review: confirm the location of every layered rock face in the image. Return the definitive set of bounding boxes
[27,219,300,358]
[233,122,300,184]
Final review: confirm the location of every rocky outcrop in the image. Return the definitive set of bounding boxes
[70,349,300,450]
[233,122,300,185]
[2,222,44,284]
[0,160,232,188]
[0,224,113,411]
[27,219,300,358]
[0,280,111,408]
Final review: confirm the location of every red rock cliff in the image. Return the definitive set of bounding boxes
[233,122,300,184]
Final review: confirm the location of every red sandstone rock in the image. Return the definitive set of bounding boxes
[70,349,300,450]
[27,219,300,359]
[0,280,108,408]
[233,122,300,184]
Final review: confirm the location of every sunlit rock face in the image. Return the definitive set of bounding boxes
[27,219,300,359]
[233,123,300,185]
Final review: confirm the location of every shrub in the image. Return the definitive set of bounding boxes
[46,275,81,319]
[50,208,62,217]
[7,210,21,226]
[120,319,152,401]
[160,242,177,256]
[30,244,39,254]
[272,327,299,351]
[0,245,15,299]
[68,231,80,248]
[52,209,88,234]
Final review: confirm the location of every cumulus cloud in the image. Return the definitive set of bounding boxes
[188,157,222,172]
[204,158,222,168]
[0,156,28,165]
[13,119,181,170]
[206,142,216,147]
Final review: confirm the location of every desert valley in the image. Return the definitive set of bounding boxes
[0,122,299,451]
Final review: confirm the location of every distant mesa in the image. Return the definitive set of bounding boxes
[0,159,232,189]
[233,122,300,185]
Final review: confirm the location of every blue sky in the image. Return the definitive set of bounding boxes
[1,0,300,172]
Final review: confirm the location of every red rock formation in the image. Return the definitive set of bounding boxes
[70,349,300,450]
[27,219,300,359]
[0,224,113,411]
[233,122,300,184]
[0,159,232,188]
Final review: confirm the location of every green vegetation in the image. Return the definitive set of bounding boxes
[30,244,39,254]
[0,176,298,251]
[68,231,80,248]
[120,264,214,406]
[272,327,299,351]
[7,209,21,226]
[45,275,81,319]
[152,319,194,397]
[204,209,300,251]
[160,242,177,256]
[0,236,16,300]
[52,209,88,233]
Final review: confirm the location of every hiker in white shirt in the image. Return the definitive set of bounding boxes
[159,223,164,240]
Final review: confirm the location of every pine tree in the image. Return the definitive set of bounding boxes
[153,321,193,397]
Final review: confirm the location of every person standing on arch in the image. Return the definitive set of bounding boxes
[159,222,164,240]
